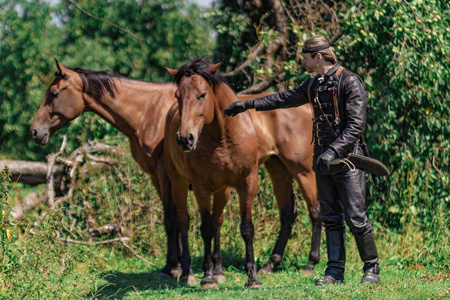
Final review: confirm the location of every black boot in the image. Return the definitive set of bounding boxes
[354,231,380,284]
[361,265,380,283]
[315,230,346,285]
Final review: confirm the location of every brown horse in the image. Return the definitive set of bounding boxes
[165,60,263,288]
[30,59,183,279]
[164,59,321,288]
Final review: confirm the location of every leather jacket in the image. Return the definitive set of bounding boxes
[248,63,367,172]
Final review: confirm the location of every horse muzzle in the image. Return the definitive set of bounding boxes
[176,132,196,152]
[30,127,50,145]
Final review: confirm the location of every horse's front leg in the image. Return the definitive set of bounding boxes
[211,187,230,283]
[194,188,218,289]
[236,173,262,288]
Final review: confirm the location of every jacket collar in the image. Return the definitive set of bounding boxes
[326,62,341,76]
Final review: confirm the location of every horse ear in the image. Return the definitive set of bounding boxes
[165,67,178,77]
[207,62,222,74]
[54,58,70,77]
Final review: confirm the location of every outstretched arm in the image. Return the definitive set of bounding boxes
[224,78,312,116]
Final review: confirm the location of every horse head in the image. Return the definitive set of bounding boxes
[166,59,223,152]
[30,59,85,145]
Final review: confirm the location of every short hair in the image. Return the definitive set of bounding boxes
[303,36,337,64]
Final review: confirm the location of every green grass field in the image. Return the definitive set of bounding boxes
[80,252,450,300]
[2,208,448,300]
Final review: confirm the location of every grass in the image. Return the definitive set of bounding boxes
[2,210,448,300]
[45,243,450,300]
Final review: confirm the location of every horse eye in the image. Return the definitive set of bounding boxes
[50,90,59,99]
[198,92,206,100]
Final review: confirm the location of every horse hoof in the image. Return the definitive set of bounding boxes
[156,272,173,280]
[214,274,226,283]
[179,275,197,286]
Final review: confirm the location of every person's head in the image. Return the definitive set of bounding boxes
[301,36,337,73]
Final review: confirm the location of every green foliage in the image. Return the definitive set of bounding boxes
[0,0,62,160]
[337,0,450,234]
[0,0,214,161]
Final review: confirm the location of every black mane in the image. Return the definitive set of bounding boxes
[173,58,228,89]
[66,67,121,99]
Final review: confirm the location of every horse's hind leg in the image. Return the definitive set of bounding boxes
[211,187,230,284]
[151,172,181,280]
[259,156,297,275]
[295,170,321,272]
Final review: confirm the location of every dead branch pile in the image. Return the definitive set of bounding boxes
[2,136,156,265]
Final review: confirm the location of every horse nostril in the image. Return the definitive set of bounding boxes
[31,129,37,138]
[187,133,194,143]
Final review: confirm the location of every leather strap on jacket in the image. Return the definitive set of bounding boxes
[333,66,345,124]
[307,75,320,144]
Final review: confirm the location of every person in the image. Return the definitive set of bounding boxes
[224,35,380,285]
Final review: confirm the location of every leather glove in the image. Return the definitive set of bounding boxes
[224,100,251,116]
[316,148,338,171]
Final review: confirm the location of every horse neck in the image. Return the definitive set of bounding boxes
[84,78,175,138]
[208,84,243,137]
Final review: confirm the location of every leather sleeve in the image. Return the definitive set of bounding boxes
[247,78,312,111]
[330,74,367,157]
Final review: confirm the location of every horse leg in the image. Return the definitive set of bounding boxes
[211,187,230,283]
[171,178,196,285]
[295,171,322,272]
[236,173,262,288]
[193,189,218,289]
[259,156,297,275]
[150,171,180,280]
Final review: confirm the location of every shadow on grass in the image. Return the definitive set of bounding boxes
[86,271,185,299]
[86,251,249,299]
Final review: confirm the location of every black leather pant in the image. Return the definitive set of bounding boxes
[316,168,378,280]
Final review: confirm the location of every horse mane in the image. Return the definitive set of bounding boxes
[61,67,121,99]
[173,58,229,91]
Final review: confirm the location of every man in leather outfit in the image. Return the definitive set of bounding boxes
[224,36,380,285]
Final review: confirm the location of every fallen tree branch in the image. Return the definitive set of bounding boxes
[47,135,67,208]
[58,236,156,267]
[59,237,130,246]
[0,160,65,186]
[10,191,47,221]
[121,240,157,267]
